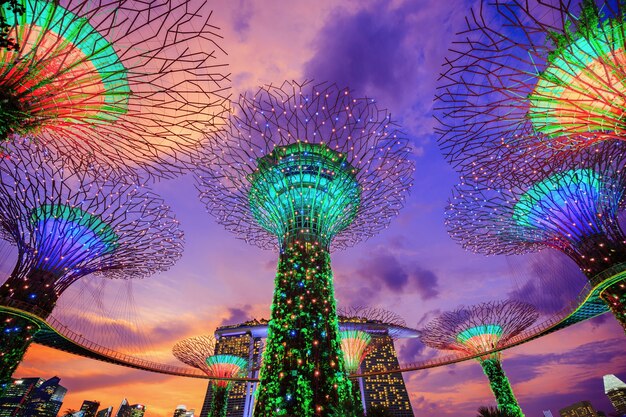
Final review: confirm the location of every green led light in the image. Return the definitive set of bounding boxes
[481,358,525,417]
[456,324,503,344]
[512,168,601,229]
[30,204,119,248]
[248,142,360,247]
[5,0,130,121]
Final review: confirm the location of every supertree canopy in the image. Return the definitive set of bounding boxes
[172,336,248,417]
[0,143,183,384]
[446,141,626,332]
[435,0,626,178]
[0,0,228,180]
[420,300,539,417]
[196,80,414,417]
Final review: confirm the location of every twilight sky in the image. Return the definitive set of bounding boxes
[9,1,626,416]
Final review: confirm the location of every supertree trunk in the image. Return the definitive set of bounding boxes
[0,268,58,385]
[600,280,626,334]
[350,377,364,417]
[0,316,38,385]
[480,358,524,417]
[208,385,229,417]
[255,239,353,417]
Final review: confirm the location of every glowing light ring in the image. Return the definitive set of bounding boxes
[28,204,119,274]
[456,324,503,353]
[205,354,248,388]
[511,168,613,240]
[529,18,626,138]
[248,142,361,246]
[2,0,129,124]
[340,329,372,374]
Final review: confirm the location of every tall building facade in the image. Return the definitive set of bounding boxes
[80,400,101,417]
[199,320,266,417]
[0,376,66,417]
[115,399,146,417]
[544,411,555,417]
[96,406,113,417]
[559,401,599,417]
[604,374,626,416]
[199,319,417,417]
[361,335,414,417]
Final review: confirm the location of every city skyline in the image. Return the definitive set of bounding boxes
[5,0,626,416]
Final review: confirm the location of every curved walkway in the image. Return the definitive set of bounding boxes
[1,266,618,380]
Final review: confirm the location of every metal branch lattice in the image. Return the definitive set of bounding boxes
[0,143,184,316]
[436,0,626,180]
[196,80,414,251]
[446,141,626,278]
[338,306,407,338]
[0,0,229,180]
[172,335,216,375]
[420,300,539,358]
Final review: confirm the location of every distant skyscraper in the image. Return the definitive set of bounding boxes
[199,320,266,417]
[174,405,195,417]
[115,399,145,417]
[199,319,417,417]
[604,375,626,416]
[559,401,599,417]
[544,411,555,417]
[96,406,113,417]
[81,400,101,417]
[361,335,414,417]
[0,376,66,417]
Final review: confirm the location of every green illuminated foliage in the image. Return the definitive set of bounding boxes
[481,359,524,417]
[0,314,38,385]
[600,278,626,333]
[208,385,229,417]
[254,241,354,416]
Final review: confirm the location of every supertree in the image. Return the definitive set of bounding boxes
[195,80,414,417]
[338,306,408,416]
[0,143,183,384]
[420,300,539,417]
[0,0,228,180]
[446,140,626,332]
[435,0,626,179]
[172,336,248,417]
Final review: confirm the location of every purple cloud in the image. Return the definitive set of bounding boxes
[354,251,439,300]
[507,251,588,315]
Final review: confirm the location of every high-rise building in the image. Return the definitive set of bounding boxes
[0,378,44,417]
[544,411,555,417]
[96,406,113,417]
[0,376,66,417]
[199,319,417,417]
[115,399,145,417]
[361,335,414,417]
[80,400,100,417]
[559,401,599,417]
[199,320,266,417]
[604,374,626,416]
